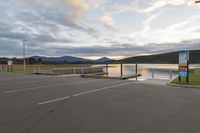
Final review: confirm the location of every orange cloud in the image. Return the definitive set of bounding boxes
[64,0,88,20]
[99,15,117,31]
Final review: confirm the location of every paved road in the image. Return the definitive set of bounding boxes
[1,73,200,133]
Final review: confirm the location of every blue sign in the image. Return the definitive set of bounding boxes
[179,72,188,77]
[179,51,189,77]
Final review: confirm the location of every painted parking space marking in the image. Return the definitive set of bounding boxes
[38,82,135,106]
[38,96,71,105]
[1,77,79,86]
[4,79,97,94]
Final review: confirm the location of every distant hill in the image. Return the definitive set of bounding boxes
[118,50,200,64]
[31,56,113,63]
[96,57,113,63]
[31,55,92,63]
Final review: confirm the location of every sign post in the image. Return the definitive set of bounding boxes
[135,63,138,81]
[120,64,123,78]
[178,51,189,83]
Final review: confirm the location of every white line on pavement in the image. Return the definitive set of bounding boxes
[4,79,96,94]
[38,82,135,106]
[38,96,71,105]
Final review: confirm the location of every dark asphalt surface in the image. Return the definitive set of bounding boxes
[1,72,200,133]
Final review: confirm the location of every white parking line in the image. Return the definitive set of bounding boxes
[0,76,51,81]
[38,96,71,105]
[38,82,135,106]
[1,77,78,85]
[4,79,97,94]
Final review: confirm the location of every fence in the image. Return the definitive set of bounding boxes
[0,64,91,73]
[52,67,104,74]
[0,64,194,80]
[0,65,2,72]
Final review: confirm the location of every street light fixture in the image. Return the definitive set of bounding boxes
[22,40,27,71]
[195,0,200,3]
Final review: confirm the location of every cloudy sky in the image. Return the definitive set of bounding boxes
[0,0,200,59]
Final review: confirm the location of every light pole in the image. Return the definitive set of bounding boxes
[22,40,27,71]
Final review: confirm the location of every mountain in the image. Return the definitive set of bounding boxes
[118,50,200,64]
[30,56,113,63]
[95,57,113,63]
[31,55,92,63]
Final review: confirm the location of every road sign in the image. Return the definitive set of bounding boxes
[179,51,189,83]
[7,60,13,66]
[179,51,189,77]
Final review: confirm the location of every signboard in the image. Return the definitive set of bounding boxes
[7,60,13,66]
[179,51,189,77]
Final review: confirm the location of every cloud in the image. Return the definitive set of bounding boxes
[0,0,200,59]
[140,11,164,32]
[165,15,200,31]
[6,40,199,58]
[82,0,107,9]
[0,0,99,43]
[99,15,117,31]
[63,0,107,20]
[108,0,196,16]
[64,0,88,20]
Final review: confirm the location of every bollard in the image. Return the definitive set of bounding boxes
[106,64,108,77]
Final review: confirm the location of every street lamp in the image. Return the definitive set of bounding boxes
[195,0,200,3]
[22,40,27,71]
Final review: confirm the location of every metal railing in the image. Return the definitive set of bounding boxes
[52,67,104,74]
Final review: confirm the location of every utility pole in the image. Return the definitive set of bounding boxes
[22,40,27,71]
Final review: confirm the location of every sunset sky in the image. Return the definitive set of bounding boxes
[0,0,200,59]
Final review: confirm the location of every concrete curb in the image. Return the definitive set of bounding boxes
[81,74,127,80]
[167,75,200,88]
[81,74,141,80]
[167,83,200,88]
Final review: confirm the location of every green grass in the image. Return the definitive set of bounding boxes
[171,69,200,86]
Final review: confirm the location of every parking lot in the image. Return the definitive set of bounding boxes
[1,72,200,133]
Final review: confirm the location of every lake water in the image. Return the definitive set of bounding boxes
[96,64,200,81]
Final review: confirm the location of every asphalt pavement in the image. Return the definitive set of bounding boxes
[1,72,200,133]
